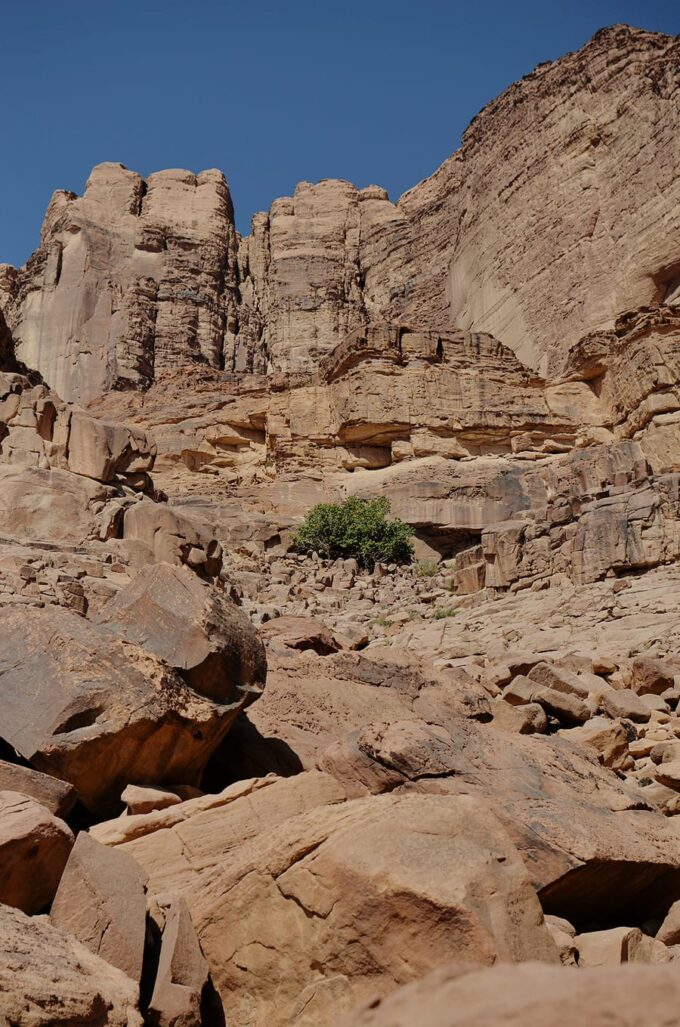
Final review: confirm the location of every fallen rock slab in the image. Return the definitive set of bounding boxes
[0,758,77,816]
[96,774,559,1025]
[259,614,339,655]
[0,790,74,913]
[601,689,651,723]
[654,759,680,791]
[50,832,147,983]
[95,561,266,704]
[121,784,201,816]
[148,894,210,1027]
[656,898,680,945]
[319,717,680,926]
[575,926,670,967]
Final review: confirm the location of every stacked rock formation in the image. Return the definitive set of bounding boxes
[3,20,680,1027]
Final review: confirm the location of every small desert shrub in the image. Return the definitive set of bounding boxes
[293,496,414,569]
[434,607,457,620]
[414,559,439,578]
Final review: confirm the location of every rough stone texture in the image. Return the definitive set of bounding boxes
[343,961,680,1027]
[94,561,266,704]
[0,603,261,813]
[7,28,679,393]
[259,614,339,655]
[5,164,238,403]
[0,790,74,913]
[147,894,210,1027]
[0,759,77,816]
[440,26,680,373]
[242,648,491,770]
[3,27,680,1027]
[50,832,148,983]
[318,717,680,926]
[0,368,224,612]
[95,775,558,1025]
[575,926,670,967]
[656,898,680,945]
[0,901,142,1026]
[121,784,199,816]
[0,370,154,482]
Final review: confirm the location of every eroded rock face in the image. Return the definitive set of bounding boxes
[0,602,262,813]
[94,775,558,1025]
[344,961,680,1027]
[0,902,143,1026]
[8,28,679,394]
[441,26,680,372]
[6,164,238,403]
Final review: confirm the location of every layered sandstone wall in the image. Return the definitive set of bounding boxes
[5,26,678,395]
[4,163,238,402]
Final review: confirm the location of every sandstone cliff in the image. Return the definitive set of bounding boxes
[4,25,679,395]
[3,23,680,1027]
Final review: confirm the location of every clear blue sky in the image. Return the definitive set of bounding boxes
[2,0,678,268]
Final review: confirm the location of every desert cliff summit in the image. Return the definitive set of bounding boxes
[2,20,680,1027]
[2,24,679,400]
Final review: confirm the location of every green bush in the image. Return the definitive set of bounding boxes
[292,496,414,569]
[434,607,457,620]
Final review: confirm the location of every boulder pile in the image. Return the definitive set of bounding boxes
[2,21,680,1027]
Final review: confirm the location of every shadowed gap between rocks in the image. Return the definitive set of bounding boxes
[539,860,680,931]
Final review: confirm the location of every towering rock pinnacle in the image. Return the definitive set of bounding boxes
[4,25,680,392]
[5,163,238,402]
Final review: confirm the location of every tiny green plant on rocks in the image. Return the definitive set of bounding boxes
[434,607,457,620]
[414,559,439,577]
[293,496,414,569]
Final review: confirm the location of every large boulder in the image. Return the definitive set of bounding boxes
[0,464,120,544]
[319,717,680,927]
[93,772,558,1026]
[344,961,680,1027]
[0,902,142,1026]
[95,562,266,704]
[50,832,148,983]
[0,603,262,814]
[0,790,74,913]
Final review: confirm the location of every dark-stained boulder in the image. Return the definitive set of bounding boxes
[0,603,262,814]
[95,562,266,704]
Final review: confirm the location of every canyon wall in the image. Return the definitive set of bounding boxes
[4,25,679,397]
